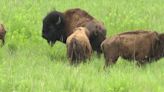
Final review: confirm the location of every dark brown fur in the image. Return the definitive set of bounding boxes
[85,20,106,55]
[0,24,6,45]
[42,8,106,54]
[101,30,164,67]
[66,27,92,64]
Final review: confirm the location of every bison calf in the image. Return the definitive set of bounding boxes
[0,24,6,45]
[66,27,92,64]
[101,30,164,67]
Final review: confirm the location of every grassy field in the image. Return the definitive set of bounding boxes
[0,0,164,92]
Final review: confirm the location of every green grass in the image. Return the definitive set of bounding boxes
[0,0,164,92]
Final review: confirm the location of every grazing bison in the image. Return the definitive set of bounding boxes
[66,27,92,64]
[0,24,6,45]
[42,8,106,54]
[101,30,164,67]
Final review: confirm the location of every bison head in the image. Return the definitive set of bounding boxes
[42,11,65,46]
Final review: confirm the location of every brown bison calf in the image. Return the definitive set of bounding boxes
[0,24,6,45]
[101,30,164,67]
[66,27,92,64]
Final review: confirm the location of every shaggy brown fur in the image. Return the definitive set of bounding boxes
[42,8,106,54]
[85,20,106,55]
[66,27,92,64]
[101,30,164,67]
[0,24,6,45]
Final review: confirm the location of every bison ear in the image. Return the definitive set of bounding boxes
[56,16,61,25]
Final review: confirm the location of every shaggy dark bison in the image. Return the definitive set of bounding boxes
[85,19,106,54]
[101,30,164,67]
[0,24,6,45]
[42,8,106,54]
[66,27,92,64]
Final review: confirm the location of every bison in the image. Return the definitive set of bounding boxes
[0,24,6,45]
[42,8,106,55]
[101,30,164,67]
[66,27,92,64]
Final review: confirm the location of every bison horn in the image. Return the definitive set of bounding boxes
[56,16,61,25]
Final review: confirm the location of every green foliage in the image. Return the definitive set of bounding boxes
[0,0,164,92]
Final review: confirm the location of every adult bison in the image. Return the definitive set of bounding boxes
[66,27,92,64]
[101,30,164,67]
[42,8,106,54]
[0,24,6,45]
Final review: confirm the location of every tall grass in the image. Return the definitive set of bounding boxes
[0,0,164,92]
